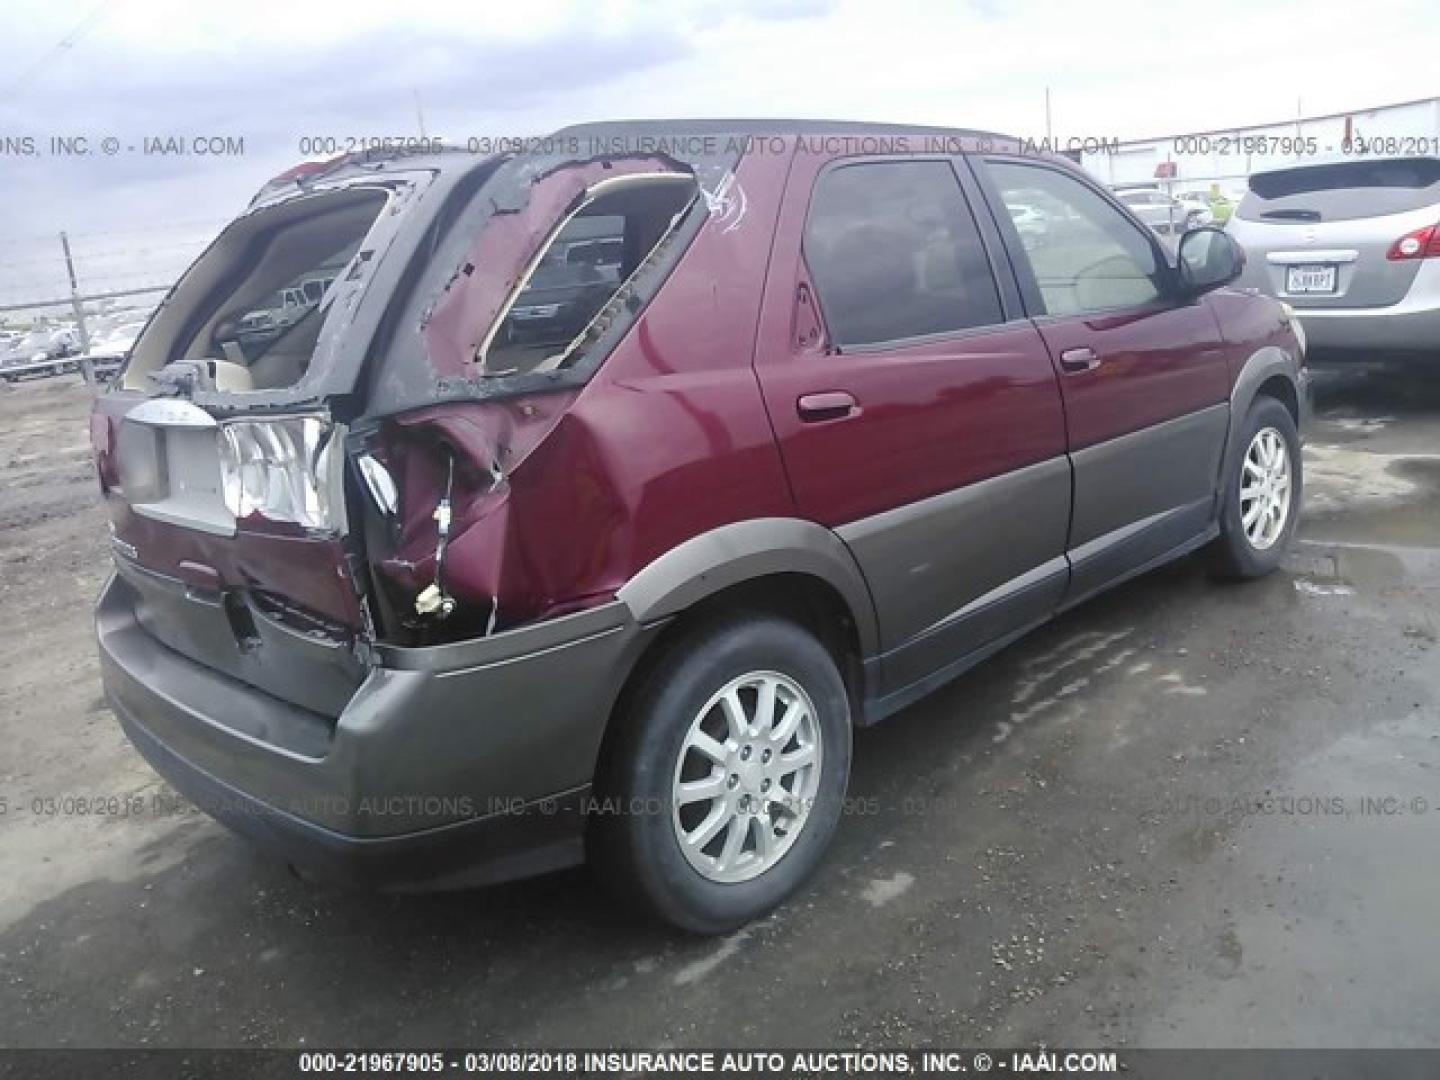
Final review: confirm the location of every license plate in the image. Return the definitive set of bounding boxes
[1286,264,1337,294]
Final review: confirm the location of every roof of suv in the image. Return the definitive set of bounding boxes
[549,117,1013,141]
[253,118,1029,206]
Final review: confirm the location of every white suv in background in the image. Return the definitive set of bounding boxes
[1227,156,1440,358]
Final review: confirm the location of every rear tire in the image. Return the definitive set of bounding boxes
[591,613,852,934]
[1207,395,1302,579]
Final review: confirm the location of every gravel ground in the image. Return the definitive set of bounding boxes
[0,364,1437,1050]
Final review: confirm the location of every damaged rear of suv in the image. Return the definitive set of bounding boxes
[94,121,1303,933]
[94,127,799,923]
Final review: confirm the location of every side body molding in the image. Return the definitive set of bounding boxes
[616,518,882,658]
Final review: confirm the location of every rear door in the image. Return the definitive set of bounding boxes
[754,150,1070,697]
[1228,157,1440,309]
[972,156,1231,604]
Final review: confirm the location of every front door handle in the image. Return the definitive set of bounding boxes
[1059,346,1101,373]
[797,391,859,422]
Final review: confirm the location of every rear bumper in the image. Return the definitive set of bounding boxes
[1296,301,1440,353]
[97,570,658,890]
[1286,260,1440,354]
[118,709,591,891]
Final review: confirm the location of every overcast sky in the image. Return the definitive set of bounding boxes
[2,0,1437,304]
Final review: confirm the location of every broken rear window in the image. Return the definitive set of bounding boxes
[123,186,389,392]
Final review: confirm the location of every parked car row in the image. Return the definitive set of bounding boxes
[0,314,154,385]
[0,328,80,382]
[81,320,150,383]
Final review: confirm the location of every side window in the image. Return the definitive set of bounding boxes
[804,160,1003,347]
[482,174,696,376]
[988,162,1164,316]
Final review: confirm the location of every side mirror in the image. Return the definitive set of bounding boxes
[1177,226,1245,294]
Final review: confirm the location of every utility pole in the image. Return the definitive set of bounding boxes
[1045,86,1053,146]
[59,231,92,381]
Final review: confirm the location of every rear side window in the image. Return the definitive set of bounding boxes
[480,175,696,376]
[986,161,1163,316]
[1238,158,1440,223]
[804,161,1002,347]
[487,213,626,362]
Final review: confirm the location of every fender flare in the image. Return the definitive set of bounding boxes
[616,518,882,658]
[1226,347,1307,434]
[1222,344,1307,480]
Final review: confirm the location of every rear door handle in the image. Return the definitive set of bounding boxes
[797,391,859,422]
[1059,346,1102,373]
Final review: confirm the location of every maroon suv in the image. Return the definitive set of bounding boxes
[91,121,1308,932]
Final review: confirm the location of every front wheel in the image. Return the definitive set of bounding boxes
[591,614,852,934]
[1207,396,1302,578]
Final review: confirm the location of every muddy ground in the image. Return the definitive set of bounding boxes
[0,365,1437,1050]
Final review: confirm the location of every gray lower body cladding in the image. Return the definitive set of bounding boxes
[1066,404,1228,602]
[847,405,1232,713]
[97,570,658,889]
[837,456,1072,658]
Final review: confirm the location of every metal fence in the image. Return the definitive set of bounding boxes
[0,221,224,352]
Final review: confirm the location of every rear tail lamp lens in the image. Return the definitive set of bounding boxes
[218,417,336,529]
[1386,223,1440,260]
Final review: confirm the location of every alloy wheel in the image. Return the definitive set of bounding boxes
[671,671,823,884]
[1240,426,1292,551]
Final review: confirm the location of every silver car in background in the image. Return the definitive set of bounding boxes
[1115,188,1209,235]
[1176,190,1217,225]
[1227,156,1440,357]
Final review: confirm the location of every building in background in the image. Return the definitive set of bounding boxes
[1081,96,1440,196]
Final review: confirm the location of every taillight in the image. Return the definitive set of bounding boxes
[217,416,337,530]
[89,412,116,493]
[1386,223,1440,260]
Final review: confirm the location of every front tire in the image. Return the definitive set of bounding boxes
[1208,395,1302,578]
[591,614,852,934]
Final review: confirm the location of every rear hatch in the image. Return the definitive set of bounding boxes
[90,160,462,718]
[91,140,725,719]
[1228,157,1440,309]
